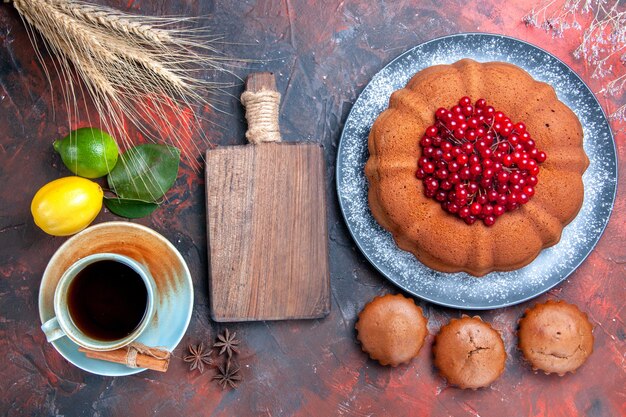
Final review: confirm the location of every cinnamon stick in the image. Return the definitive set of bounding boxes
[78,346,170,372]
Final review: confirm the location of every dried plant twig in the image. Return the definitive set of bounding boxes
[523,0,626,124]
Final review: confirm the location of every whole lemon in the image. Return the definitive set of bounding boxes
[31,176,103,236]
[53,127,119,179]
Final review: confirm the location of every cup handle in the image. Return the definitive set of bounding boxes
[41,317,65,342]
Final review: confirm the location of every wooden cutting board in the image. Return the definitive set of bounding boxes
[205,73,330,322]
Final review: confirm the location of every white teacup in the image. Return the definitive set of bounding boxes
[41,253,157,351]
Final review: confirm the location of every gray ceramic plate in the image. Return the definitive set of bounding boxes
[336,33,617,309]
[39,222,193,376]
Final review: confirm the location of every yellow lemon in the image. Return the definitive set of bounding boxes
[31,177,103,236]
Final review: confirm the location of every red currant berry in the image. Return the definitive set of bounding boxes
[425,126,438,137]
[470,164,482,177]
[536,151,547,163]
[468,117,480,129]
[493,205,506,216]
[488,189,499,201]
[518,192,529,204]
[470,202,482,216]
[436,169,449,180]
[462,143,474,154]
[475,140,488,152]
[425,178,439,191]
[510,172,522,184]
[464,215,477,225]
[459,96,472,106]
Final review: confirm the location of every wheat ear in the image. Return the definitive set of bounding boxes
[10,0,236,175]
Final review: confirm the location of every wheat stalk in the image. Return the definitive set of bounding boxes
[8,0,236,175]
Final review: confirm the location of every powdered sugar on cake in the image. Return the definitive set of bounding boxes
[336,34,617,308]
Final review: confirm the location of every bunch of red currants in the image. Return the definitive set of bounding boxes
[416,97,547,226]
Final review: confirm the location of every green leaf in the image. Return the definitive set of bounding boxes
[104,197,159,219]
[107,144,180,202]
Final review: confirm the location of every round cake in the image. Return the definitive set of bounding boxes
[355,294,428,367]
[518,300,594,375]
[433,316,506,389]
[365,59,589,276]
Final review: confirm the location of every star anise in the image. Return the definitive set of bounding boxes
[213,329,240,358]
[213,359,242,389]
[183,342,213,373]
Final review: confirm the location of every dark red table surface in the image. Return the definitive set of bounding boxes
[1,1,624,416]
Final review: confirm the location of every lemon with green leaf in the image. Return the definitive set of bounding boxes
[53,127,119,178]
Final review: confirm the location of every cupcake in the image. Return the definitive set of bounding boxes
[518,300,594,376]
[355,294,428,366]
[433,316,506,389]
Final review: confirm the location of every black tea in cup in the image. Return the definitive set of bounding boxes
[67,260,148,341]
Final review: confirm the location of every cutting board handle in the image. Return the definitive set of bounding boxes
[240,72,282,144]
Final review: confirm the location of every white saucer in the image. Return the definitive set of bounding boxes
[38,221,194,376]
